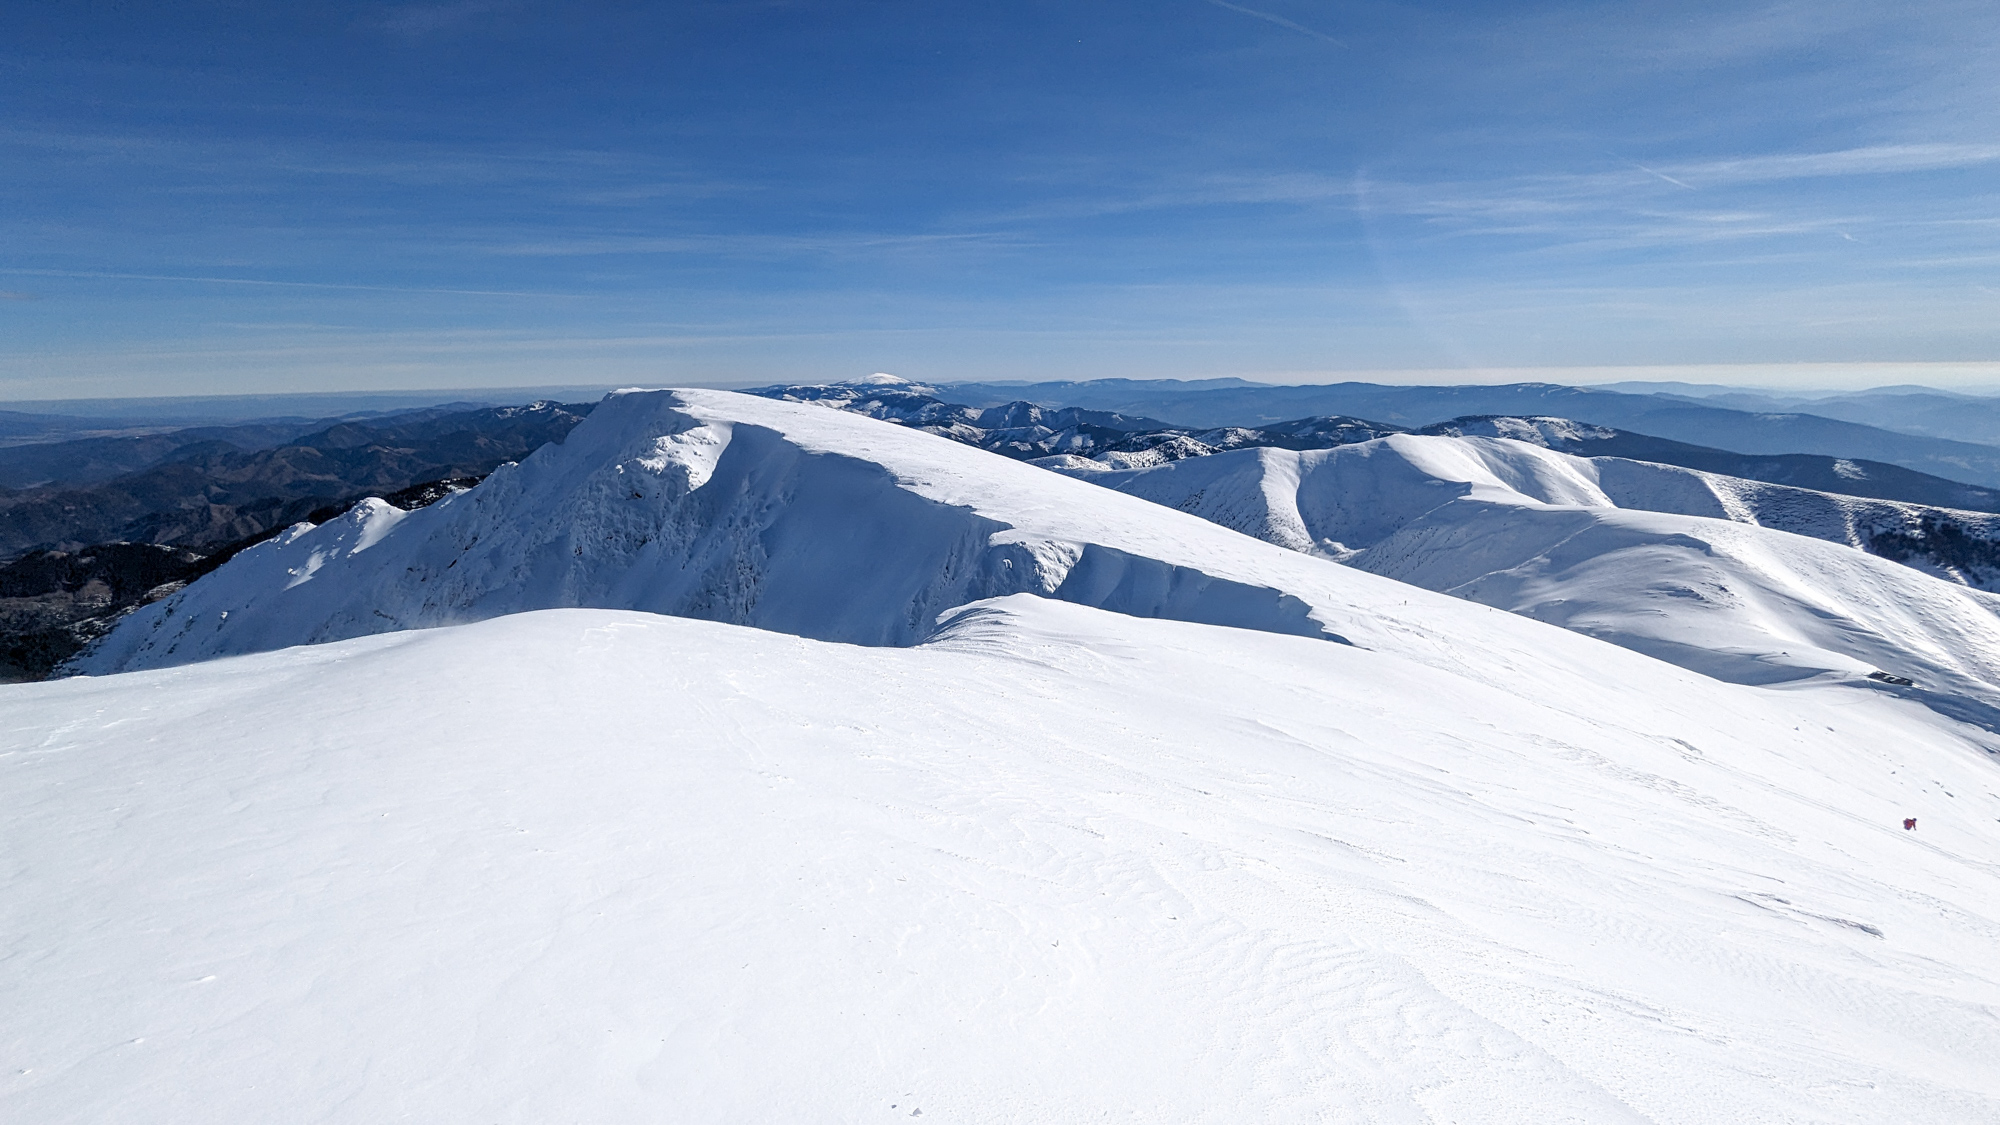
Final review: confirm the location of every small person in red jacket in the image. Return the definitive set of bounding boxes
[1904,818,1917,830]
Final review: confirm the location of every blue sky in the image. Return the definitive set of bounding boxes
[3,0,1997,397]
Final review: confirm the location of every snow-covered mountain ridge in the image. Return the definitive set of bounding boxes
[65,389,2000,734]
[756,381,2000,515]
[756,384,2000,584]
[71,388,1469,675]
[1061,426,2000,587]
[1423,413,2000,515]
[1060,433,2000,724]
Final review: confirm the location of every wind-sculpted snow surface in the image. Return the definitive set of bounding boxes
[75,389,1408,674]
[1065,435,2000,719]
[7,600,2000,1121]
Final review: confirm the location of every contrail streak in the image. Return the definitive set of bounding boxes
[0,267,553,298]
[1203,0,1347,46]
[1636,164,1697,190]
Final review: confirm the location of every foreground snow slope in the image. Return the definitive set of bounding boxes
[1060,434,2000,719]
[7,599,2000,1122]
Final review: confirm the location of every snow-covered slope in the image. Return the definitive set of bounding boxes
[74,387,1415,672]
[8,597,2000,1122]
[73,390,2000,724]
[1060,435,2000,721]
[1046,419,2000,587]
[1420,417,2000,581]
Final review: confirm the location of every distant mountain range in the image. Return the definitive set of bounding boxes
[750,381,1399,464]
[0,422,326,490]
[0,385,622,430]
[1597,384,2000,447]
[1046,425,2000,719]
[0,401,591,559]
[939,379,2000,488]
[753,382,2000,513]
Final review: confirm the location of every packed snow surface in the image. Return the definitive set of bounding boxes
[7,598,2000,1122]
[1061,435,2000,721]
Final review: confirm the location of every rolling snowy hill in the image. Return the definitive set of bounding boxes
[1053,433,2000,724]
[1415,415,2000,513]
[1050,419,2000,587]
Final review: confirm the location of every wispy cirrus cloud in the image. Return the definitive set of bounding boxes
[1655,143,2000,186]
[479,231,1023,258]
[0,127,733,201]
[934,139,2000,240]
[9,0,1998,382]
[376,0,518,38]
[1332,140,2000,255]
[0,268,555,298]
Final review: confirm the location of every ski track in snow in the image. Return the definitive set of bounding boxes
[7,599,2000,1121]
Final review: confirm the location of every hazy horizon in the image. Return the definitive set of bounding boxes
[13,362,2000,420]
